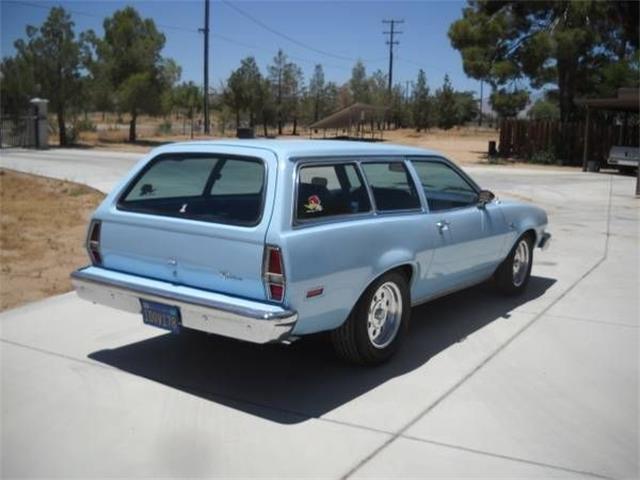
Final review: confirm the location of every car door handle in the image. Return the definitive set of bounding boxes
[436,220,450,232]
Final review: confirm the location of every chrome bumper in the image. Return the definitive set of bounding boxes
[71,267,297,344]
[538,232,552,251]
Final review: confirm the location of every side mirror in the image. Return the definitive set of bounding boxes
[477,189,495,208]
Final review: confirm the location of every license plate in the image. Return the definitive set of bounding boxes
[140,300,181,333]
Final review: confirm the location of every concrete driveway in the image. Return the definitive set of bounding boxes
[1,148,638,478]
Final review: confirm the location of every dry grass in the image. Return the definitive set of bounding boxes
[51,119,578,171]
[0,169,105,311]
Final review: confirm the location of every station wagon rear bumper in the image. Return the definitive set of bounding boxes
[71,266,297,344]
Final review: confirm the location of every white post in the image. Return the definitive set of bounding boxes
[30,98,49,149]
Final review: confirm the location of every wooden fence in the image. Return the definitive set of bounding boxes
[499,119,639,166]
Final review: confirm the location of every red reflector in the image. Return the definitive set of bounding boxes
[269,284,284,301]
[306,287,324,298]
[268,248,283,275]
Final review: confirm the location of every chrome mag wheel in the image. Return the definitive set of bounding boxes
[367,281,403,349]
[512,239,531,287]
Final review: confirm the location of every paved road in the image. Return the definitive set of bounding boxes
[1,148,638,478]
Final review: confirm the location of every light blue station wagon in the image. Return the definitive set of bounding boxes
[72,140,551,365]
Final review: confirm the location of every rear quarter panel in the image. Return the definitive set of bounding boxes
[277,216,430,335]
[267,158,431,335]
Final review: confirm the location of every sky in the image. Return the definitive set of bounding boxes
[1,0,480,96]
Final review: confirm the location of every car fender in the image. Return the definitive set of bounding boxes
[499,201,548,252]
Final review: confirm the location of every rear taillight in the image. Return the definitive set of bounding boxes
[263,245,285,302]
[86,220,102,265]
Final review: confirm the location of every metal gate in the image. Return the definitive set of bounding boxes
[0,106,38,148]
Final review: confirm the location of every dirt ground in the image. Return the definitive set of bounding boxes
[0,169,105,311]
[71,123,500,163]
[66,119,578,171]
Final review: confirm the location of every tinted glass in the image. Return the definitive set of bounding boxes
[297,163,371,221]
[361,162,421,211]
[119,155,265,226]
[412,161,478,211]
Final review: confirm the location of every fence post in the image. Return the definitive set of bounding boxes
[29,98,49,149]
[581,107,590,172]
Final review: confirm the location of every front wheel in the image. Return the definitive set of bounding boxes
[494,234,534,295]
[331,271,410,365]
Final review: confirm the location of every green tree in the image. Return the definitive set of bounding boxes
[173,81,202,137]
[11,7,85,145]
[89,7,176,142]
[490,88,529,119]
[527,98,560,121]
[283,62,304,135]
[435,74,457,129]
[308,64,326,122]
[453,91,478,124]
[449,1,639,121]
[268,49,288,134]
[223,70,245,129]
[223,56,264,129]
[0,56,35,120]
[388,84,408,128]
[256,77,276,137]
[412,69,431,131]
[323,82,340,115]
[350,60,370,103]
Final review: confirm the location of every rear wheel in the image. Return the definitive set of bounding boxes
[331,271,410,365]
[494,234,534,295]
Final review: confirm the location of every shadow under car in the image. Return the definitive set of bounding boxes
[89,276,556,424]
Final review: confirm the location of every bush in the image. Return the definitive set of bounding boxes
[156,121,172,135]
[74,118,96,132]
[529,148,559,165]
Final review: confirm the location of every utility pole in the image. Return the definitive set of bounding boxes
[478,79,483,127]
[382,19,403,93]
[200,0,210,135]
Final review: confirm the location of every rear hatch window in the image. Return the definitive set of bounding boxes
[118,154,265,226]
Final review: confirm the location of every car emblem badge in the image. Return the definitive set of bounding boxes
[219,270,242,281]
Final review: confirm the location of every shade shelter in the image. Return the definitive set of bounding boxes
[309,103,387,140]
[574,88,639,195]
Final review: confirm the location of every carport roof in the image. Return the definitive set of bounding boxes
[309,102,387,130]
[574,87,639,112]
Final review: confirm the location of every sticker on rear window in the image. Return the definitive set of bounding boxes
[304,195,323,213]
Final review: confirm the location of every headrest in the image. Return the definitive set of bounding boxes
[311,177,328,187]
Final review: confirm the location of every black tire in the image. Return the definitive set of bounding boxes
[494,233,534,295]
[331,271,410,365]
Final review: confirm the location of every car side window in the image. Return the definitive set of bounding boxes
[296,163,371,221]
[411,161,479,211]
[209,159,264,195]
[360,162,421,211]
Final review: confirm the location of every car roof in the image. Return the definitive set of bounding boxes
[158,139,444,160]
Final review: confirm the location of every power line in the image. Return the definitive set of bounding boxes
[383,19,403,93]
[211,33,354,73]
[5,0,200,33]
[7,0,383,78]
[396,56,448,75]
[221,0,381,64]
